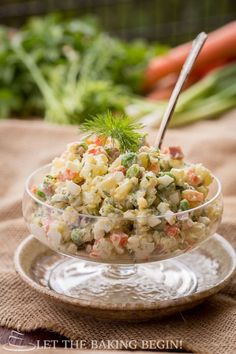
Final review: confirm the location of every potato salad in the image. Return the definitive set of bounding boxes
[28,134,222,262]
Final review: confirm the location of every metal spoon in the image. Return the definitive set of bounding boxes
[154,32,208,148]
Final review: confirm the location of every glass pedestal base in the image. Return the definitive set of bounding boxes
[48,258,197,304]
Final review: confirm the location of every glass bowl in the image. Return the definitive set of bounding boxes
[22,164,223,303]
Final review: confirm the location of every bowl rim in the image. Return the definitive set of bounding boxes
[25,163,222,220]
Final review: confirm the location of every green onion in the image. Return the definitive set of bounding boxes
[129,62,236,128]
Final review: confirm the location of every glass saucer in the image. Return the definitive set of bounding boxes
[15,233,235,321]
[48,258,197,303]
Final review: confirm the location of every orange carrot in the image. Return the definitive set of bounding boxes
[191,57,235,78]
[147,87,174,100]
[147,73,198,100]
[144,21,236,91]
[147,73,178,100]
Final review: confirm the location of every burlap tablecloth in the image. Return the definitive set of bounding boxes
[0,112,236,354]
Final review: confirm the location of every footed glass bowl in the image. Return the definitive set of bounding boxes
[22,164,223,303]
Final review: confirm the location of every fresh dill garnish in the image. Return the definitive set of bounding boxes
[80,111,144,152]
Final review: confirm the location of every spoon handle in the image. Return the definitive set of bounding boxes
[154,32,208,149]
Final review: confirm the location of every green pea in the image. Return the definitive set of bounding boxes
[36,189,46,200]
[71,229,86,246]
[180,199,190,211]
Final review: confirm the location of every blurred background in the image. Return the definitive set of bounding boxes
[0,0,236,128]
[1,0,236,43]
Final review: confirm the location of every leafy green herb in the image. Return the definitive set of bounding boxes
[80,111,144,152]
[5,14,168,123]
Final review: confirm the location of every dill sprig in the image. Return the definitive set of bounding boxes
[80,111,144,152]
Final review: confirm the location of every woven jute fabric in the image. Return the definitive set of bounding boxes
[0,113,236,354]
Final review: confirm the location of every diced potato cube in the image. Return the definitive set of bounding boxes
[66,160,80,173]
[157,175,174,187]
[157,202,170,214]
[148,216,161,227]
[170,168,185,186]
[138,152,149,169]
[195,164,213,186]
[137,197,148,209]
[169,159,184,168]
[66,180,81,196]
[114,180,133,201]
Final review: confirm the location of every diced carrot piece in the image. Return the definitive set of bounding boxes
[182,190,204,203]
[94,136,106,146]
[88,148,98,155]
[110,232,128,247]
[187,169,201,186]
[88,146,104,155]
[31,185,37,194]
[149,163,160,173]
[120,235,128,247]
[58,169,79,182]
[86,138,92,144]
[165,225,180,237]
[65,169,77,180]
